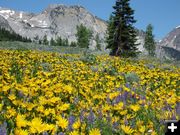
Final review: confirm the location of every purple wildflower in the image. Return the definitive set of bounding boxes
[87,108,95,125]
[122,91,129,104]
[117,87,123,91]
[68,115,75,131]
[106,97,111,104]
[114,94,122,104]
[0,122,7,135]
[97,109,103,120]
[176,102,180,117]
[106,112,111,123]
[57,132,64,135]
[74,97,79,104]
[125,83,130,88]
[42,132,48,135]
[112,121,119,129]
[80,110,85,122]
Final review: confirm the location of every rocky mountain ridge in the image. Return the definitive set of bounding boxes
[0,5,180,60]
[0,5,107,50]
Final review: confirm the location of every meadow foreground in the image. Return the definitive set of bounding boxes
[0,50,179,135]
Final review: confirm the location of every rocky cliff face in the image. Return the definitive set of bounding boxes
[159,26,180,51]
[0,15,13,31]
[0,5,108,50]
[156,26,180,60]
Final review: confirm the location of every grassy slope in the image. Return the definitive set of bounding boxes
[0,41,91,54]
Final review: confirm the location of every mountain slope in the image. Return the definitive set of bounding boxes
[0,15,13,31]
[0,5,107,50]
[159,26,180,51]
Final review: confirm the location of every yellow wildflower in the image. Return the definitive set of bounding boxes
[16,114,27,128]
[0,103,3,111]
[129,104,140,112]
[121,125,134,134]
[14,129,28,135]
[56,116,69,130]
[139,126,146,133]
[73,119,81,130]
[29,117,45,133]
[89,128,101,135]
[8,94,16,100]
[69,131,79,135]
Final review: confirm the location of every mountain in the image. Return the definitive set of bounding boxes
[0,15,13,32]
[0,5,108,50]
[157,26,180,60]
[0,4,179,60]
[0,5,146,51]
[159,26,180,51]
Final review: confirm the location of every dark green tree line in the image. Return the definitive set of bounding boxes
[0,28,31,42]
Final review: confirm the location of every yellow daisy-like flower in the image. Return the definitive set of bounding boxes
[89,128,101,135]
[69,131,79,135]
[139,125,146,133]
[114,102,124,111]
[121,125,134,134]
[73,119,81,130]
[120,110,127,115]
[16,114,27,128]
[2,85,10,92]
[63,85,73,94]
[0,103,3,111]
[56,116,69,130]
[129,104,140,112]
[29,117,45,133]
[58,103,70,111]
[8,94,16,100]
[14,129,29,135]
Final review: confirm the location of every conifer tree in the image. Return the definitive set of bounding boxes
[56,36,62,46]
[43,35,49,45]
[106,15,115,53]
[70,41,77,47]
[144,24,156,56]
[76,24,92,48]
[106,0,138,57]
[64,38,69,46]
[95,34,101,51]
[50,37,56,46]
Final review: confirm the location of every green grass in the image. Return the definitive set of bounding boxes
[0,41,88,54]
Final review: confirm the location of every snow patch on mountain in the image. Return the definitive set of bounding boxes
[176,25,180,29]
[19,12,23,19]
[0,14,9,19]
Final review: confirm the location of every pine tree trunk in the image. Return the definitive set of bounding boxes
[115,46,120,56]
[115,17,122,56]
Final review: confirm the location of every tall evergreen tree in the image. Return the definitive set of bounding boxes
[76,24,92,48]
[56,36,62,46]
[144,24,156,56]
[64,38,69,46]
[43,35,49,45]
[70,41,77,47]
[106,15,115,52]
[106,0,138,57]
[95,34,101,50]
[50,37,56,46]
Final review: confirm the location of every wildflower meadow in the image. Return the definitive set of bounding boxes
[0,49,179,135]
